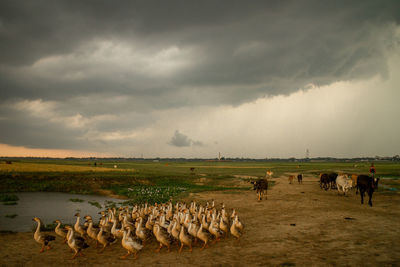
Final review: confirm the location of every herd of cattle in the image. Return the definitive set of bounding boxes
[251,172,380,207]
[319,172,380,206]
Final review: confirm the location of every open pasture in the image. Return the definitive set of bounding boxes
[1,159,400,265]
[1,159,399,200]
[1,173,400,266]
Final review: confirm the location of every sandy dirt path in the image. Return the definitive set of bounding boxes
[1,176,400,266]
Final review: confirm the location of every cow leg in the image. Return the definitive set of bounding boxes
[368,190,373,207]
[360,190,365,204]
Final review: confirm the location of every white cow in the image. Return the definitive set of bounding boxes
[336,174,353,195]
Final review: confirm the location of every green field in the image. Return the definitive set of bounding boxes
[1,159,399,203]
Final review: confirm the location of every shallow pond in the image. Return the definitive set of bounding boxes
[0,192,122,232]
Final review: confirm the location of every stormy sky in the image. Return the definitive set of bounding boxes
[0,0,399,158]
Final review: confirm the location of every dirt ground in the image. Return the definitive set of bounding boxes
[1,176,400,266]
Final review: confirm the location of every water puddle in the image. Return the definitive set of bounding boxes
[0,192,121,232]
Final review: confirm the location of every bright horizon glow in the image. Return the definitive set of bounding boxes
[0,144,115,158]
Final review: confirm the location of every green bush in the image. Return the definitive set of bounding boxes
[0,194,19,202]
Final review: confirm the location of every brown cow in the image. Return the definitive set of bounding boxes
[288,175,295,184]
[251,179,268,201]
[297,174,303,184]
[356,175,380,206]
[319,173,330,190]
[351,174,358,187]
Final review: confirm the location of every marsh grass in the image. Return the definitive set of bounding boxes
[69,198,84,202]
[3,201,18,205]
[88,201,102,209]
[0,194,19,202]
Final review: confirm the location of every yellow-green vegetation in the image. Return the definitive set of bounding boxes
[0,162,133,172]
[0,159,399,203]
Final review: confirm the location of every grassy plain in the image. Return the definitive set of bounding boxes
[0,159,399,203]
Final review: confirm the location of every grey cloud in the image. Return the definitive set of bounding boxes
[169,130,204,147]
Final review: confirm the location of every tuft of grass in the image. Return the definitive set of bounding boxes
[5,214,18,219]
[69,198,84,202]
[0,194,19,202]
[3,201,18,205]
[88,201,102,209]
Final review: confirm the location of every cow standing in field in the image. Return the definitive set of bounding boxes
[328,173,338,189]
[319,173,330,190]
[288,175,295,184]
[297,174,303,184]
[350,174,358,187]
[356,175,380,206]
[251,179,268,201]
[336,174,353,195]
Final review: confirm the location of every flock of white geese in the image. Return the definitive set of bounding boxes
[33,200,244,259]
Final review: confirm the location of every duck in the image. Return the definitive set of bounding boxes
[230,216,243,240]
[201,214,209,231]
[197,223,211,250]
[221,206,230,224]
[111,219,123,239]
[97,225,116,252]
[135,217,151,245]
[54,219,68,243]
[100,216,113,233]
[84,216,99,247]
[234,215,244,232]
[64,225,89,259]
[170,220,180,244]
[219,216,229,237]
[208,218,223,243]
[231,209,237,219]
[32,217,56,253]
[153,222,174,253]
[120,227,143,259]
[145,215,154,231]
[178,225,192,253]
[74,213,88,238]
[188,221,199,243]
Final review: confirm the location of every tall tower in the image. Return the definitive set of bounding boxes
[306,149,310,159]
[218,152,221,161]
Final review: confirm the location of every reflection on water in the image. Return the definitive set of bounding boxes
[0,192,122,232]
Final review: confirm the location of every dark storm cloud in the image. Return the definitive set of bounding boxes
[0,0,399,151]
[0,0,399,102]
[169,130,204,147]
